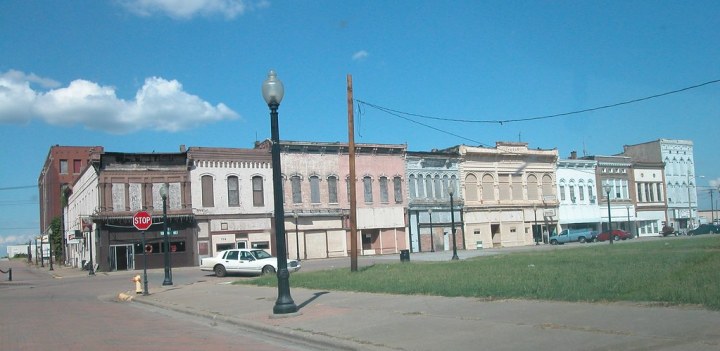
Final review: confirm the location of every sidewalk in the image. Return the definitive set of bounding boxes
[125,273,720,350]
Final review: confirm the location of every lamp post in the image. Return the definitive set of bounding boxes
[262,70,298,315]
[293,211,300,261]
[428,209,435,252]
[448,181,459,260]
[603,181,614,245]
[160,183,173,286]
[533,205,539,245]
[48,228,54,271]
[40,235,44,267]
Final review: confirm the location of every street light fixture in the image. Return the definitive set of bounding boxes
[448,180,459,260]
[293,211,301,261]
[603,181,614,245]
[262,70,298,315]
[160,183,173,286]
[48,228,54,271]
[39,235,44,267]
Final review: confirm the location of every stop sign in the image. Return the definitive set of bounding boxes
[133,211,153,231]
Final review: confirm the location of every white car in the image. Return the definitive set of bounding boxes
[200,249,301,277]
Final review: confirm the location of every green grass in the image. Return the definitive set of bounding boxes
[238,236,720,310]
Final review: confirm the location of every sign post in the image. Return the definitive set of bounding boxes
[133,211,153,295]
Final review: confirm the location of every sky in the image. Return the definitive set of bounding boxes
[1,0,719,255]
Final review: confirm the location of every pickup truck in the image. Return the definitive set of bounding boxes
[549,228,597,245]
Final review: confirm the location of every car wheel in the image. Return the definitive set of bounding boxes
[262,265,276,275]
[550,239,558,245]
[214,265,227,277]
[579,237,586,243]
[613,235,620,241]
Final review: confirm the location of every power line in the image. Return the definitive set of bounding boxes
[357,78,720,125]
[0,185,36,191]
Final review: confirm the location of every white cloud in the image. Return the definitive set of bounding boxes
[352,50,369,61]
[0,70,239,134]
[120,0,249,19]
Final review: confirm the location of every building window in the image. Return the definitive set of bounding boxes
[363,176,373,203]
[227,176,239,207]
[465,174,478,201]
[393,176,403,203]
[73,159,82,174]
[201,175,214,207]
[310,175,321,204]
[434,175,442,199]
[59,160,68,174]
[327,176,338,204]
[291,175,302,204]
[379,176,389,203]
[527,175,538,200]
[482,174,494,201]
[569,185,576,202]
[252,176,264,207]
[511,175,522,200]
[588,185,594,202]
[559,185,566,201]
[542,174,553,198]
[425,176,433,199]
[499,174,510,200]
[578,183,585,201]
[416,175,425,198]
[408,175,416,198]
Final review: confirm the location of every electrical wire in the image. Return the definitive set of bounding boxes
[356,78,720,125]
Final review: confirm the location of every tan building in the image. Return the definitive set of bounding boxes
[452,142,558,248]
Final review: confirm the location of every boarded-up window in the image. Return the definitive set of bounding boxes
[310,175,321,204]
[379,176,389,203]
[202,175,214,207]
[465,174,478,201]
[291,175,302,204]
[252,176,264,207]
[363,176,373,203]
[327,176,338,203]
[434,175,442,199]
[409,175,417,198]
[542,174,553,198]
[416,175,425,198]
[482,174,495,201]
[499,174,510,200]
[425,176,433,199]
[527,174,538,200]
[227,176,239,207]
[511,175,522,200]
[393,176,403,203]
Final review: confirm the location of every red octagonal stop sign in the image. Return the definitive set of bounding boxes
[133,211,153,231]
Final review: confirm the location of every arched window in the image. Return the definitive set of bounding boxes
[425,175,433,199]
[408,174,417,199]
[499,174,510,200]
[542,174,553,198]
[309,175,320,204]
[327,175,338,204]
[393,176,403,203]
[363,176,373,203]
[379,176,389,203]
[482,174,495,201]
[252,176,264,207]
[527,174,538,200]
[201,175,214,207]
[465,174,478,201]
[291,175,302,204]
[227,176,239,207]
[416,175,425,198]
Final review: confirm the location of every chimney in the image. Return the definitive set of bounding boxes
[570,151,577,159]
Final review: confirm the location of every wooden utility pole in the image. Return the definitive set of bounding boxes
[347,74,358,272]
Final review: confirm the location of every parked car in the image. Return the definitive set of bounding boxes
[688,224,720,236]
[200,249,301,277]
[549,228,597,245]
[596,229,632,242]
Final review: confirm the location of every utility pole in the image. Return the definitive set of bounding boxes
[347,74,358,272]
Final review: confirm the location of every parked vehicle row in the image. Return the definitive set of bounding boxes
[549,228,636,245]
[688,224,720,236]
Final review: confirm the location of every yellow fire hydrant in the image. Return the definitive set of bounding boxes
[132,275,142,294]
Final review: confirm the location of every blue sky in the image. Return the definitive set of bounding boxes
[1,0,719,254]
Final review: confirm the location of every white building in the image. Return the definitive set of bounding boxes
[64,163,99,269]
[556,157,602,232]
[188,147,275,262]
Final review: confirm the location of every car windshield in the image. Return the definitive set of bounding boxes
[252,250,272,259]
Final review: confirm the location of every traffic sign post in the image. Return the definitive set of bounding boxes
[133,211,152,295]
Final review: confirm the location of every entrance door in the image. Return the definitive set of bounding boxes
[110,245,134,271]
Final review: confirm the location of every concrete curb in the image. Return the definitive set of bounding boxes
[130,294,391,351]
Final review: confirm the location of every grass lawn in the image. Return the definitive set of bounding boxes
[239,236,720,310]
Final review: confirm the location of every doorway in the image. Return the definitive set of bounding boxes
[110,244,134,271]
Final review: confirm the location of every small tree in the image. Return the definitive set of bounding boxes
[50,216,63,262]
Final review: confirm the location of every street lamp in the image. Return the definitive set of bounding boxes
[293,211,300,261]
[48,228,54,271]
[533,205,539,245]
[603,181,614,245]
[262,70,298,315]
[448,180,459,260]
[160,183,173,286]
[428,209,435,252]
